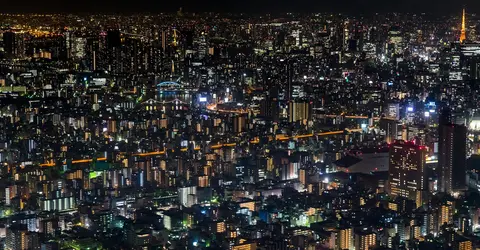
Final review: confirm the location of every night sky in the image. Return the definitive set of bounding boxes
[2,0,479,14]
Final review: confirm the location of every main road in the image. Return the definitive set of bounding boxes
[39,128,363,167]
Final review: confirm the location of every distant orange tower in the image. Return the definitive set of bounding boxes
[460,8,467,43]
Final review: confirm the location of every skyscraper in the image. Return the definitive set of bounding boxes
[260,98,280,122]
[438,121,467,194]
[3,31,24,58]
[124,36,143,74]
[388,140,427,200]
[106,30,121,49]
[3,31,15,57]
[106,30,122,74]
[288,101,312,123]
[380,118,399,144]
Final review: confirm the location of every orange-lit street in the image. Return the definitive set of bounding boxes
[39,129,363,167]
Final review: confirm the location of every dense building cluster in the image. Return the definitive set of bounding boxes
[0,8,479,250]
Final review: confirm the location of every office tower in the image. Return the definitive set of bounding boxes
[106,30,121,49]
[467,56,480,80]
[337,227,353,250]
[48,35,68,60]
[184,30,194,49]
[440,108,452,125]
[72,37,86,59]
[147,43,162,73]
[86,37,100,71]
[288,101,312,123]
[380,118,399,144]
[388,141,427,201]
[281,162,299,181]
[3,31,15,56]
[106,30,122,74]
[233,114,247,133]
[64,30,74,59]
[354,230,377,250]
[286,60,293,101]
[124,37,142,74]
[261,87,280,122]
[3,31,25,58]
[343,21,350,50]
[438,109,467,194]
[260,98,280,122]
[275,30,286,50]
[198,33,207,59]
[387,27,404,55]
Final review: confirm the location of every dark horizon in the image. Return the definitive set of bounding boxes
[0,0,478,15]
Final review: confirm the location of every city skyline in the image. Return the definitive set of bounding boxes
[0,0,479,14]
[0,3,477,250]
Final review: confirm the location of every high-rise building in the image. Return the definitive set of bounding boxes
[299,168,307,186]
[388,141,427,200]
[387,27,404,55]
[232,242,257,250]
[438,109,467,194]
[106,30,122,74]
[85,37,97,70]
[178,186,196,207]
[354,230,377,250]
[260,98,280,122]
[39,218,58,236]
[337,227,353,250]
[94,210,113,233]
[380,118,399,144]
[3,31,15,57]
[3,31,25,58]
[233,114,247,133]
[6,224,39,250]
[106,30,121,49]
[288,101,312,123]
[439,201,454,228]
[455,238,473,250]
[286,60,293,101]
